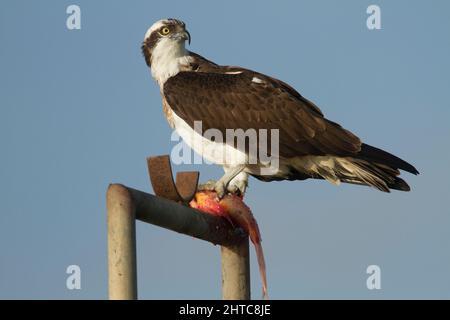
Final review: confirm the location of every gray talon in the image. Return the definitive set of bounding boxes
[197,179,217,191]
[214,181,226,199]
[227,179,248,196]
[198,179,227,199]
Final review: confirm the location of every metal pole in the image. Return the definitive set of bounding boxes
[221,237,251,300]
[106,183,250,300]
[107,184,138,300]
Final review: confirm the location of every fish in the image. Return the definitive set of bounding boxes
[190,191,268,299]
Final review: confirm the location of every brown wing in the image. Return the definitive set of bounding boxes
[164,70,361,158]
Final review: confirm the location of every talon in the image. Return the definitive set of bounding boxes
[214,181,226,199]
[197,179,228,199]
[226,179,248,196]
[197,179,217,192]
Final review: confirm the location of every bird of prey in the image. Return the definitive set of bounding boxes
[141,18,418,198]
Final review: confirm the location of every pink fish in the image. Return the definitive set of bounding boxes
[190,191,268,299]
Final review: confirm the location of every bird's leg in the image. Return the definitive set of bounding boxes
[198,166,245,199]
[226,171,248,196]
[213,165,245,199]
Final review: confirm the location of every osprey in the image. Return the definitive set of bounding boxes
[142,19,418,197]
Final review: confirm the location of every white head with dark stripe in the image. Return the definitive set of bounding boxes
[142,19,192,86]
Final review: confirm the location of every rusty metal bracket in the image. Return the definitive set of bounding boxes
[147,155,199,204]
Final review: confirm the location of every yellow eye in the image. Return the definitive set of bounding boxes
[160,27,170,35]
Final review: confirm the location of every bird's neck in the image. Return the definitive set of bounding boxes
[151,39,193,87]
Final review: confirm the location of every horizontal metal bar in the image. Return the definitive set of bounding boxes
[109,184,246,246]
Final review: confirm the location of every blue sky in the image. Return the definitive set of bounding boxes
[1,0,449,299]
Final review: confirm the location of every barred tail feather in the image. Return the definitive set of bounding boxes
[288,151,417,192]
[335,158,410,192]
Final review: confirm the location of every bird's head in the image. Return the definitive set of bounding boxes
[141,18,191,68]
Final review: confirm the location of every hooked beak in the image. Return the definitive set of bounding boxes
[183,30,191,45]
[172,30,191,45]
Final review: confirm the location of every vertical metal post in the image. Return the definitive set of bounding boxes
[107,184,138,300]
[221,237,251,300]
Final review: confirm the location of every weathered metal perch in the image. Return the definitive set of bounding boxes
[146,155,199,203]
[107,155,251,300]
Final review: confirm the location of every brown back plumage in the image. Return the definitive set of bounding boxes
[164,69,361,158]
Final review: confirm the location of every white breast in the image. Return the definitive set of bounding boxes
[172,112,248,166]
